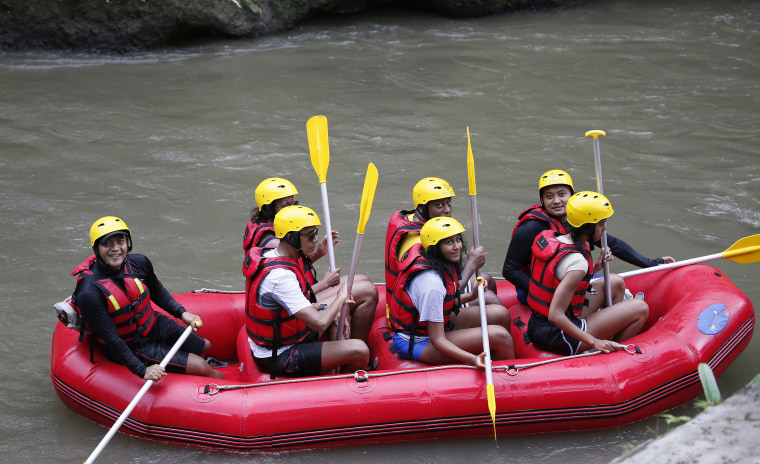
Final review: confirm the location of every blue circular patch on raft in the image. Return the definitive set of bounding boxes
[697,303,729,335]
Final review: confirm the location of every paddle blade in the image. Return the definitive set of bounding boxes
[487,383,497,441]
[723,234,760,264]
[357,163,378,235]
[307,115,329,183]
[467,127,476,196]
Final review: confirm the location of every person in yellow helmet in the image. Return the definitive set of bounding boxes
[388,217,514,367]
[502,169,674,305]
[384,177,498,312]
[243,206,370,377]
[244,177,378,343]
[526,192,649,355]
[70,216,224,382]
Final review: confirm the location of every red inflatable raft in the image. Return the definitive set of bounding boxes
[50,264,755,452]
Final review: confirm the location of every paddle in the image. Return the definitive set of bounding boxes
[611,234,760,279]
[335,162,378,341]
[466,127,497,441]
[585,130,612,307]
[307,115,336,271]
[84,322,198,464]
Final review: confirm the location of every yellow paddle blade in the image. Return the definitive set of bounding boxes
[722,234,760,264]
[307,115,329,183]
[585,129,606,139]
[357,163,378,235]
[487,383,497,441]
[467,127,477,196]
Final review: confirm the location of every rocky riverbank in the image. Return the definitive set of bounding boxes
[610,377,760,464]
[0,0,586,52]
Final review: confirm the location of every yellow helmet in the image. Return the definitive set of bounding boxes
[420,217,465,251]
[413,177,455,209]
[255,178,299,209]
[565,191,614,227]
[273,205,321,239]
[90,216,131,247]
[538,170,574,197]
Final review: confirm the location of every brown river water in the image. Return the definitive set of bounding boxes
[1,1,758,462]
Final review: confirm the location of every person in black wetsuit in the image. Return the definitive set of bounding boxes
[502,170,675,305]
[72,216,224,381]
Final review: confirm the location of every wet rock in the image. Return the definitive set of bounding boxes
[610,378,760,464]
[0,0,586,52]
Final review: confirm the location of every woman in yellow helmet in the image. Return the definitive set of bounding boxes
[388,217,514,367]
[71,216,225,382]
[502,169,674,305]
[384,177,498,313]
[526,193,649,355]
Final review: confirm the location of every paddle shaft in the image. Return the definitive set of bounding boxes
[84,324,195,464]
[471,195,495,414]
[616,252,723,279]
[590,133,613,307]
[335,233,362,341]
[319,183,337,271]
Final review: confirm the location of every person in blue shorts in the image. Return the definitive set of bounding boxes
[388,217,514,367]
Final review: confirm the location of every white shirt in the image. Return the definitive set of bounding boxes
[555,235,590,280]
[249,248,313,358]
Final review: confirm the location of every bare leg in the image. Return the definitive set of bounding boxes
[319,339,370,374]
[580,298,649,352]
[419,326,514,364]
[186,353,225,379]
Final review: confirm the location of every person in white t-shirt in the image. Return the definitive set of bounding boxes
[243,205,369,377]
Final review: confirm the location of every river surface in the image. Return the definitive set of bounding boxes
[1,1,758,462]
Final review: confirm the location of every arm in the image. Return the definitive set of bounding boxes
[459,245,485,292]
[294,283,352,335]
[605,234,672,267]
[502,220,546,292]
[130,254,186,319]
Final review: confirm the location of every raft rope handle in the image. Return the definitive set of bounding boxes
[202,345,640,394]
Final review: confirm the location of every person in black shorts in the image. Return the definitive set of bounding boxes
[72,216,224,381]
[526,193,649,355]
[244,205,369,377]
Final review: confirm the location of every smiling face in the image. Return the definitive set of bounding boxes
[97,233,128,270]
[438,233,463,263]
[541,185,572,218]
[426,197,452,218]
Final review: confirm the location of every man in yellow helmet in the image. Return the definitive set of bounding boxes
[384,177,497,310]
[244,177,378,343]
[502,170,674,305]
[243,205,370,377]
[526,192,648,355]
[71,216,224,382]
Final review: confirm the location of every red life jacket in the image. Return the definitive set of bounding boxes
[384,210,424,303]
[72,255,156,346]
[388,243,460,349]
[243,247,317,351]
[527,230,593,318]
[511,204,569,283]
[512,204,567,237]
[243,221,275,253]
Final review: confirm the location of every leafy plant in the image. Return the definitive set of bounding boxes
[697,363,722,406]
